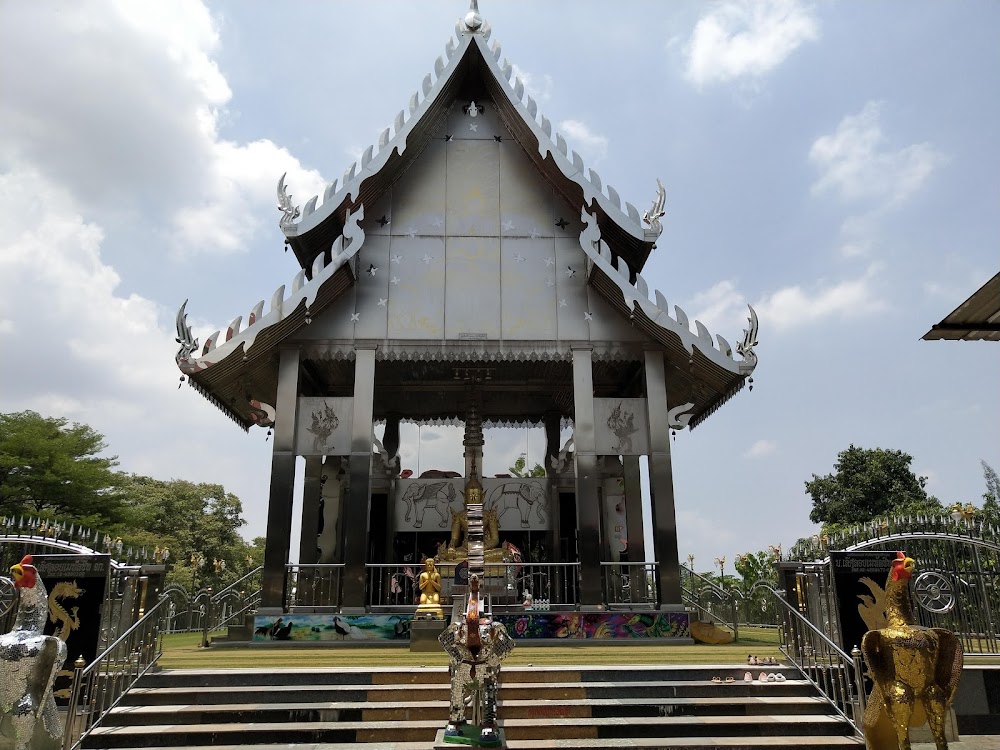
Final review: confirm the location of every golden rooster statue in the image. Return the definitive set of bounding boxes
[0,555,66,750]
[860,552,963,750]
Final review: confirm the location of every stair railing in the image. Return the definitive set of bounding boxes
[62,595,169,750]
[760,581,863,734]
[210,565,262,630]
[680,564,739,638]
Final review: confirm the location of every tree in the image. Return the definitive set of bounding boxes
[978,460,999,526]
[115,475,251,589]
[509,453,545,478]
[0,411,123,525]
[806,445,942,528]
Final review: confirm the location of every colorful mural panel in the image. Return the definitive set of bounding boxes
[252,613,412,642]
[494,611,690,640]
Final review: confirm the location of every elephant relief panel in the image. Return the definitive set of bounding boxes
[394,478,551,532]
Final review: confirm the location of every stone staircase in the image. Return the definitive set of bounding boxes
[83,664,864,749]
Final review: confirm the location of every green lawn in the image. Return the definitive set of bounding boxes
[157,627,782,670]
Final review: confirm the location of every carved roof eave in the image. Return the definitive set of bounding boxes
[579,205,758,429]
[174,206,366,425]
[281,21,656,273]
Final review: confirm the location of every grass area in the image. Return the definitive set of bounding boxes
[158,627,783,670]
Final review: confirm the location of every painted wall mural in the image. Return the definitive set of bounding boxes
[394,477,551,532]
[250,611,689,642]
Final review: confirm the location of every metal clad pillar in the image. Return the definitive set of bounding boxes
[298,456,323,565]
[644,349,682,605]
[341,345,376,610]
[544,411,563,563]
[572,347,603,607]
[622,455,645,563]
[261,346,300,609]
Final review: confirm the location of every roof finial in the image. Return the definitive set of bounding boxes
[463,0,483,32]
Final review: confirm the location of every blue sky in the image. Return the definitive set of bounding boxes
[0,1,996,573]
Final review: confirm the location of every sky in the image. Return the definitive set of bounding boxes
[0,1,997,576]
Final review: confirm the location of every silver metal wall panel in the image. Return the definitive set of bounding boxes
[446,140,500,237]
[391,139,447,237]
[499,143,554,238]
[444,236,501,339]
[294,285,357,340]
[295,397,355,455]
[387,236,447,339]
[553,196,585,237]
[554,237,591,341]
[353,233,390,339]
[364,191,393,237]
[587,291,646,342]
[446,99,505,142]
[500,237,557,340]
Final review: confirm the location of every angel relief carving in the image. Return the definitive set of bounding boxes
[307,402,340,452]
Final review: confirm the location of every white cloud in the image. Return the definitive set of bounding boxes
[558,120,609,165]
[687,279,747,333]
[0,319,13,335]
[0,2,325,257]
[511,64,554,103]
[755,263,887,331]
[744,439,778,459]
[810,102,945,208]
[684,0,819,88]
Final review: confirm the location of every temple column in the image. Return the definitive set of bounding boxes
[622,455,645,563]
[572,347,603,608]
[341,345,376,611]
[261,346,300,610]
[298,456,323,565]
[544,411,562,563]
[644,349,682,606]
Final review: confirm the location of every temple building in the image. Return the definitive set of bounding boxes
[175,3,758,636]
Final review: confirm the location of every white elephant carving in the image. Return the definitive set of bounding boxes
[486,482,548,528]
[402,481,457,528]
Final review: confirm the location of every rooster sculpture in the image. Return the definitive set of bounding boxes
[860,552,963,750]
[0,555,66,750]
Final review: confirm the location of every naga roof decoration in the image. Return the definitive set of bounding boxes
[278,7,660,274]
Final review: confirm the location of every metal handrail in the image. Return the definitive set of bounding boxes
[62,595,169,750]
[211,565,262,603]
[761,583,862,733]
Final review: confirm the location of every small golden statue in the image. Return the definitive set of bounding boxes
[861,552,964,750]
[415,557,444,619]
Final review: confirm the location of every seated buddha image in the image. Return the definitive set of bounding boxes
[436,467,514,567]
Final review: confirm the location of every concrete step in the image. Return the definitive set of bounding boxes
[103,695,832,726]
[84,714,853,748]
[122,678,814,705]
[81,740,865,750]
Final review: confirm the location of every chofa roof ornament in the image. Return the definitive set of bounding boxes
[462,0,484,33]
[277,172,299,228]
[643,178,666,238]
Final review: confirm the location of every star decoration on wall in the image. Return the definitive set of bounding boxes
[367,264,378,277]
[421,253,434,265]
[445,134,454,142]
[350,312,360,322]
[558,298,567,308]
[406,227,417,239]
[555,217,569,230]
[377,215,390,227]
[493,135,503,142]
[378,298,388,307]
[545,278,554,288]
[469,122,479,132]
[390,254,402,264]
[544,257,555,267]
[565,266,577,278]
[390,276,400,285]
[584,311,593,322]
[512,253,526,263]
[431,216,444,228]
[529,228,541,239]
[501,219,515,231]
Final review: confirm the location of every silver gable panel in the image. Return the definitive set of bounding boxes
[587,287,646,343]
[445,236,501,340]
[499,141,554,238]
[501,237,557,340]
[446,99,505,142]
[446,140,500,237]
[391,139,446,237]
[553,237,591,342]
[353,233,391,339]
[387,236,447,339]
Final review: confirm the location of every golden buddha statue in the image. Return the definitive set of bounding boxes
[436,462,513,570]
[415,557,444,619]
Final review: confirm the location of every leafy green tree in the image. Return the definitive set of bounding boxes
[806,445,942,528]
[115,475,251,589]
[0,411,123,525]
[509,453,545,478]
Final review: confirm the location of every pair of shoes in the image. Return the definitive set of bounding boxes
[774,673,786,682]
[725,676,735,683]
[744,672,753,682]
[711,676,722,683]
